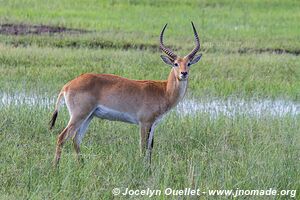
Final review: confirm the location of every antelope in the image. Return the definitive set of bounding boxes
[50,22,202,166]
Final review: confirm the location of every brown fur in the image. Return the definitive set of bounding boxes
[51,66,189,166]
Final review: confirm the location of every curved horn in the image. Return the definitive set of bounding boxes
[160,23,177,59]
[187,21,200,59]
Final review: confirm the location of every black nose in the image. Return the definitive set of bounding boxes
[181,72,188,76]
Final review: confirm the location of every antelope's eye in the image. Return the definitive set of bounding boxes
[187,62,191,67]
[174,63,179,67]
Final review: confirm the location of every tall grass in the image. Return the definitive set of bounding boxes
[0,106,299,199]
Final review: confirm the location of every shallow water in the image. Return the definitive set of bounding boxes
[177,98,299,118]
[1,92,55,108]
[1,92,299,118]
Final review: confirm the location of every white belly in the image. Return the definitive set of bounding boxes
[93,105,138,125]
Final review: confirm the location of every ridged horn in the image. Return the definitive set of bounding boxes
[160,23,177,59]
[186,21,200,59]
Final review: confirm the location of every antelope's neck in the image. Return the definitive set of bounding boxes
[166,68,188,108]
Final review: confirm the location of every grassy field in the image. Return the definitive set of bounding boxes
[0,0,300,199]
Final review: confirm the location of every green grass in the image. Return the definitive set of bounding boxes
[0,0,300,52]
[0,0,300,199]
[0,106,299,199]
[0,45,299,99]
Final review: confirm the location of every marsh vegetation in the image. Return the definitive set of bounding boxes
[0,0,299,199]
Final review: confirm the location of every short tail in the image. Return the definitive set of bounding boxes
[49,91,64,130]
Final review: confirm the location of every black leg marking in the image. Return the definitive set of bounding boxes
[148,127,154,148]
[151,137,154,148]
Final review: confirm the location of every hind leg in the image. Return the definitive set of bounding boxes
[54,118,85,167]
[73,115,94,164]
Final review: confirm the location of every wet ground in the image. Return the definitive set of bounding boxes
[0,23,89,35]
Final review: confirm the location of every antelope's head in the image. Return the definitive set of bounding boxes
[160,22,202,81]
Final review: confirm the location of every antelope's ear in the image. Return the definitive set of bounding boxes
[160,55,174,66]
[189,54,202,65]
